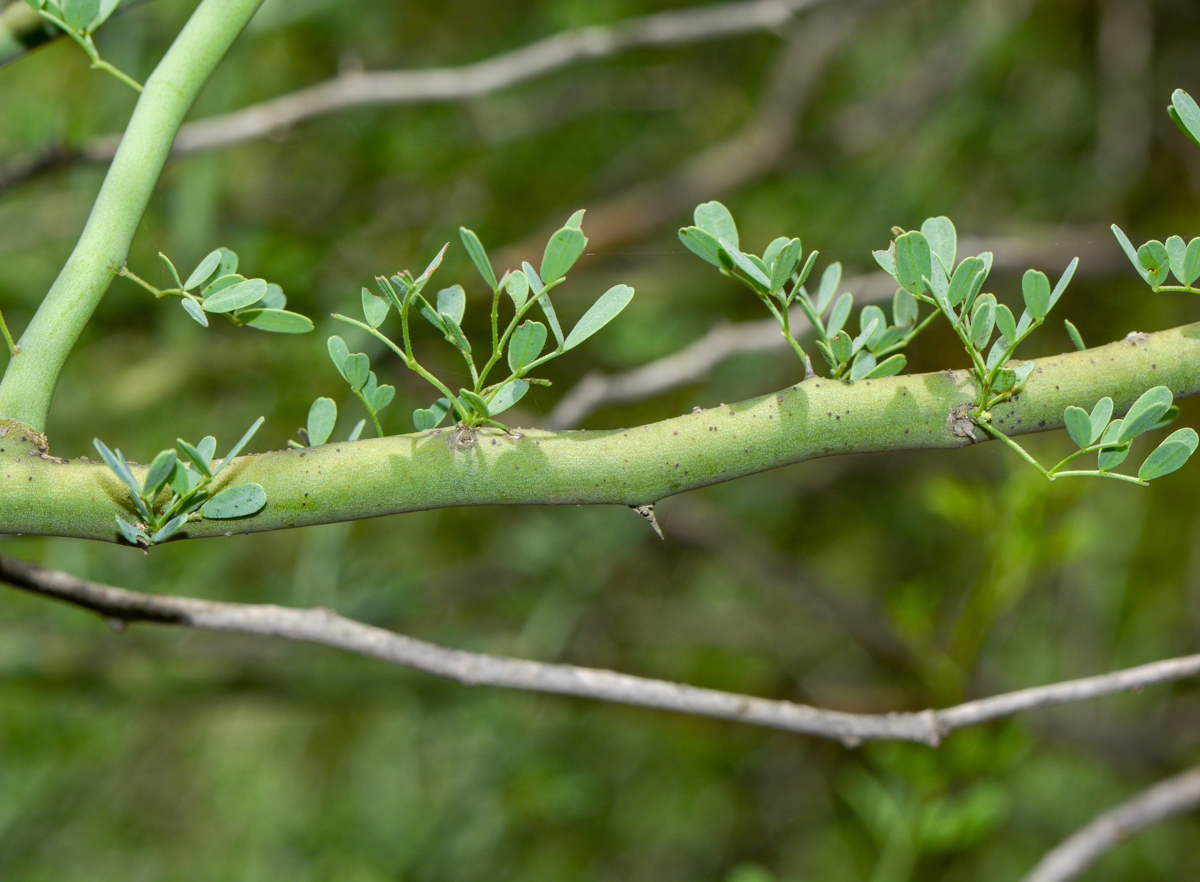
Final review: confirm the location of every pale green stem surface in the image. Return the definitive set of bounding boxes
[2,324,1198,544]
[0,0,265,432]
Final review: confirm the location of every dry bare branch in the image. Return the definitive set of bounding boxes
[0,0,839,194]
[4,552,1200,749]
[1021,764,1200,882]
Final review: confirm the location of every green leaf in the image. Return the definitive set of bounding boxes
[762,237,790,271]
[679,226,723,268]
[203,278,268,314]
[93,438,141,498]
[115,516,148,547]
[1150,405,1180,433]
[150,513,189,544]
[1137,240,1170,286]
[1097,420,1130,471]
[1064,319,1086,351]
[951,257,986,311]
[487,378,529,417]
[1169,88,1200,148]
[849,351,876,380]
[793,250,818,292]
[508,320,547,373]
[416,294,447,334]
[1063,406,1091,449]
[197,436,217,466]
[460,227,498,290]
[459,389,490,418]
[183,250,222,291]
[213,417,264,476]
[872,243,898,281]
[372,384,395,413]
[815,262,841,314]
[412,243,448,295]
[88,0,119,30]
[564,284,634,351]
[327,335,350,372]
[893,288,917,327]
[920,216,956,274]
[1089,397,1113,443]
[522,262,545,294]
[1139,427,1199,480]
[61,0,99,30]
[1117,386,1174,444]
[505,271,530,310]
[1185,238,1200,286]
[535,291,563,348]
[969,294,996,350]
[995,304,1016,344]
[347,420,366,441]
[167,459,191,496]
[541,224,588,283]
[852,318,879,355]
[859,305,887,349]
[142,449,177,499]
[768,238,802,295]
[362,287,389,327]
[826,292,853,338]
[201,483,267,519]
[254,283,286,311]
[177,439,212,477]
[1021,270,1050,321]
[865,354,906,379]
[894,231,932,295]
[341,353,369,390]
[830,331,852,364]
[717,238,771,293]
[1167,235,1187,286]
[437,284,466,324]
[181,298,209,327]
[1111,224,1151,285]
[413,398,452,430]
[200,273,244,299]
[158,252,183,289]
[693,201,738,249]
[307,397,337,446]
[376,275,404,311]
[1047,257,1078,312]
[240,309,313,334]
[215,247,238,278]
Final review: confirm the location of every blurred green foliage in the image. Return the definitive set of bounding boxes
[2,0,1200,878]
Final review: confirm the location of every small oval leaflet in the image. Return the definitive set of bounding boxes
[181,298,209,327]
[201,483,267,519]
[1139,428,1200,481]
[564,285,635,351]
[487,378,529,417]
[508,320,547,373]
[241,309,313,334]
[307,397,337,447]
[693,201,738,250]
[183,250,222,291]
[203,278,268,314]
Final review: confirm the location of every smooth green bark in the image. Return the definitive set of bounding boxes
[3,324,1198,543]
[0,0,266,432]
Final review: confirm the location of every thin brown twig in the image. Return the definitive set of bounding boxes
[3,551,1199,748]
[1020,764,1200,882]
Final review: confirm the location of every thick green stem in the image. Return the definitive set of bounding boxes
[2,324,1198,543]
[0,0,265,433]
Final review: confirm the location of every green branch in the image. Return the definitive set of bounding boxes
[2,324,1198,544]
[0,0,265,433]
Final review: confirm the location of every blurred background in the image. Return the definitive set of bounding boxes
[2,0,1200,878]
